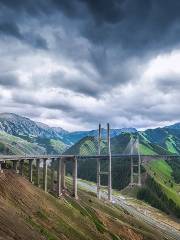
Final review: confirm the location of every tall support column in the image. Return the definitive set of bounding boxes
[51,158,55,191]
[107,123,112,202]
[97,123,101,199]
[130,156,133,186]
[43,159,47,192]
[57,158,62,197]
[73,157,78,199]
[61,158,66,189]
[36,159,40,187]
[13,160,18,173]
[29,159,33,183]
[19,160,24,176]
[0,161,3,173]
[137,136,141,186]
[130,137,134,186]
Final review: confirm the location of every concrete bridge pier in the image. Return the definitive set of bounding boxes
[61,158,66,189]
[130,137,142,187]
[97,158,101,199]
[29,159,33,183]
[138,156,141,186]
[130,155,134,186]
[19,160,24,176]
[51,158,55,192]
[43,159,48,192]
[13,160,18,173]
[57,158,62,197]
[107,123,112,202]
[56,157,78,199]
[97,123,101,200]
[36,159,40,187]
[0,161,3,173]
[97,123,112,202]
[73,157,78,199]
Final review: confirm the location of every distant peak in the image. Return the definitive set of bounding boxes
[0,112,22,119]
[165,122,180,129]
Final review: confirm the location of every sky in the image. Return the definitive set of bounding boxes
[0,0,180,131]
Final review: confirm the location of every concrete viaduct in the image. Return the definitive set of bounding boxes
[0,153,179,201]
[0,155,78,199]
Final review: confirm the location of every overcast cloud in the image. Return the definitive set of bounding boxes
[0,0,180,131]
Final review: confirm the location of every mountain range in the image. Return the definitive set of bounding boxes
[1,112,180,156]
[0,113,137,154]
[0,112,180,218]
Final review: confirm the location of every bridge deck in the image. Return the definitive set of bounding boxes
[0,154,180,161]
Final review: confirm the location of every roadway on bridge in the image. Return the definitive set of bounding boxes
[78,180,180,240]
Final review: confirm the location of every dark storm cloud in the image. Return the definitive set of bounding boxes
[52,72,99,97]
[79,0,180,55]
[0,73,20,88]
[23,33,48,49]
[1,0,180,56]
[1,0,180,130]
[156,74,180,93]
[46,0,180,97]
[0,22,22,39]
[0,21,48,49]
[0,0,49,15]
[80,0,124,24]
[11,91,75,113]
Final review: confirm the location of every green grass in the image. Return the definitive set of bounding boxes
[139,143,156,155]
[26,215,59,240]
[146,160,180,207]
[0,131,44,155]
[50,139,67,154]
[165,135,178,154]
[149,160,172,180]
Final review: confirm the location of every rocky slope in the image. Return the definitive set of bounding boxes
[0,113,68,140]
[0,113,69,154]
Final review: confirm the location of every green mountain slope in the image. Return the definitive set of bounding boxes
[0,131,45,155]
[142,124,180,154]
[30,137,68,154]
[2,112,180,155]
[138,159,180,217]
[0,130,68,155]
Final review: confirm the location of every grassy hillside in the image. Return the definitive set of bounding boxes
[18,135,68,154]
[142,125,180,154]
[0,170,164,240]
[0,130,68,155]
[0,131,45,155]
[138,159,180,217]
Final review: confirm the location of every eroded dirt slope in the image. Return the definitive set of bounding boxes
[0,170,164,240]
